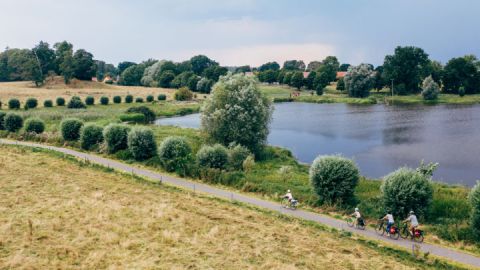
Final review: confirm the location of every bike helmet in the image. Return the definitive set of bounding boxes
[409,210,414,215]
[355,208,359,211]
[287,189,291,193]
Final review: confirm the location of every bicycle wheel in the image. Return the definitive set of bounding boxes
[281,199,288,208]
[346,218,354,227]
[399,226,409,239]
[414,233,424,243]
[390,229,400,240]
[375,223,385,235]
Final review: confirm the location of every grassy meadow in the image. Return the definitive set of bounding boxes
[0,145,462,269]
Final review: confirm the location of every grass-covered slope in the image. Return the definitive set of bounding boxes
[0,145,447,269]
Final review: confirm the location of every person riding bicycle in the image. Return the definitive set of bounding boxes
[284,189,293,202]
[383,212,395,236]
[403,210,419,236]
[351,207,362,226]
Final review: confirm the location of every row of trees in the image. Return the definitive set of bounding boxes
[255,46,480,96]
[0,41,98,85]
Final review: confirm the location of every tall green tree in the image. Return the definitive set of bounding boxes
[32,41,55,78]
[59,49,74,84]
[258,61,280,72]
[54,41,73,74]
[289,71,304,89]
[442,56,480,94]
[282,60,305,71]
[117,61,136,75]
[339,63,351,71]
[118,63,146,86]
[307,61,322,71]
[202,65,228,81]
[344,63,375,98]
[382,46,430,95]
[73,49,96,80]
[322,56,340,72]
[190,55,217,75]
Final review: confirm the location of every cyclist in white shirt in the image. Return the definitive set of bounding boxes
[404,210,419,236]
[383,212,395,235]
[351,208,362,226]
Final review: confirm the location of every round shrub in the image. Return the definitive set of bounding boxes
[113,96,122,104]
[25,98,38,109]
[67,96,86,109]
[56,97,65,106]
[135,97,144,103]
[103,123,130,153]
[125,94,133,103]
[309,155,360,205]
[60,118,84,141]
[8,98,20,109]
[85,96,95,105]
[24,118,45,134]
[43,99,53,108]
[0,111,6,130]
[228,144,251,170]
[174,87,193,101]
[157,94,167,101]
[146,95,154,102]
[119,113,145,123]
[421,75,439,101]
[80,123,104,150]
[100,96,109,105]
[158,136,192,172]
[459,86,466,97]
[469,181,480,241]
[381,167,433,219]
[126,106,156,123]
[4,113,23,132]
[127,127,157,160]
[197,144,229,169]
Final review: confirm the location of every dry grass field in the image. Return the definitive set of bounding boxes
[0,145,436,269]
[0,78,208,106]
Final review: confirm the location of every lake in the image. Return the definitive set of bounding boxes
[156,102,480,186]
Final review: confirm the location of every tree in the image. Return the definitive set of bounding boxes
[282,72,293,85]
[201,73,273,154]
[118,64,146,86]
[307,61,322,71]
[258,70,277,84]
[421,75,440,100]
[117,61,136,75]
[313,69,332,95]
[290,71,304,89]
[339,63,351,72]
[234,65,251,73]
[383,46,430,95]
[304,71,316,90]
[158,70,176,88]
[96,60,118,81]
[426,60,443,83]
[53,41,73,74]
[322,56,340,72]
[373,66,386,91]
[258,61,280,72]
[73,49,96,80]
[197,77,214,93]
[202,65,228,81]
[59,49,74,84]
[336,77,345,90]
[5,49,41,83]
[381,167,433,219]
[32,41,55,78]
[283,60,305,71]
[309,155,360,205]
[344,63,376,98]
[442,56,480,94]
[190,55,217,75]
[316,63,337,84]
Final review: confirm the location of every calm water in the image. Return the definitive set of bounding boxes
[156,103,480,186]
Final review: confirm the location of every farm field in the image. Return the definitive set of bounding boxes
[0,145,450,269]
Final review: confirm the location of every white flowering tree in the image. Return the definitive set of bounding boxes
[421,75,440,100]
[201,73,273,154]
[344,64,376,98]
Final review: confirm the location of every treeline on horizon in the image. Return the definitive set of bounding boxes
[1,41,480,96]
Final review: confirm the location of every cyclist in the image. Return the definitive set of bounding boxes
[403,210,419,236]
[383,212,395,236]
[283,190,295,208]
[351,207,362,226]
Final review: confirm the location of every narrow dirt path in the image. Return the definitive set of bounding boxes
[1,139,479,268]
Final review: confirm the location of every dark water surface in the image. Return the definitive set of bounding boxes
[156,103,480,186]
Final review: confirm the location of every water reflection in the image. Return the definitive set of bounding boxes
[156,103,480,186]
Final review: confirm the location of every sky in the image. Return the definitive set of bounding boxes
[1,0,479,67]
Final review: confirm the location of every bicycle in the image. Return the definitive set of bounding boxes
[281,198,298,210]
[347,217,366,230]
[399,222,424,243]
[375,219,399,239]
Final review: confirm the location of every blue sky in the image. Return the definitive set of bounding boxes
[1,0,479,67]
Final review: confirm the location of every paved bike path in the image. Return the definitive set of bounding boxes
[2,139,479,268]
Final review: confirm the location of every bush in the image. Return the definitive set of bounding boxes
[43,99,53,107]
[126,106,156,123]
[344,64,376,98]
[157,94,167,101]
[336,77,345,91]
[56,97,65,106]
[0,111,5,130]
[103,123,130,153]
[228,144,251,170]
[125,94,133,103]
[4,113,23,132]
[158,136,192,173]
[469,181,480,241]
[105,79,114,84]
[24,118,45,134]
[459,86,466,97]
[127,127,157,160]
[135,97,144,103]
[60,118,84,141]
[381,167,433,219]
[25,98,38,109]
[67,96,87,109]
[80,123,103,150]
[309,155,360,205]
[85,96,95,105]
[197,144,229,169]
[146,95,154,102]
[201,73,272,154]
[119,113,145,123]
[421,75,440,101]
[8,98,20,109]
[174,87,193,101]
[242,155,255,173]
[113,96,122,104]
[100,96,109,105]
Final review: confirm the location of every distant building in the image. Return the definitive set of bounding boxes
[91,77,98,82]
[303,72,310,79]
[336,71,347,79]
